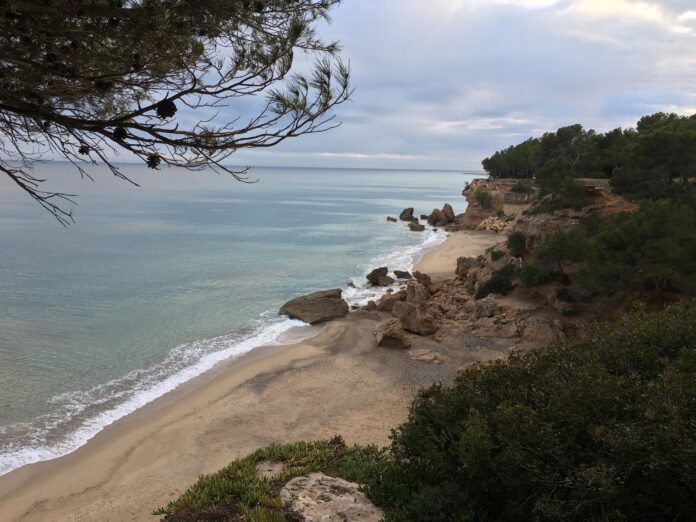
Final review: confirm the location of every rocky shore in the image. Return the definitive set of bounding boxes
[0,178,625,521]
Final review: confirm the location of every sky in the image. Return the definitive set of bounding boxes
[226,0,696,171]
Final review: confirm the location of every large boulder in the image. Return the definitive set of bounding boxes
[280,472,383,522]
[394,270,412,279]
[427,208,447,227]
[399,207,414,221]
[442,203,455,222]
[374,318,411,348]
[409,222,425,232]
[366,266,388,285]
[280,289,349,325]
[392,281,437,335]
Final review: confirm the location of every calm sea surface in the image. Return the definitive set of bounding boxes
[0,163,479,474]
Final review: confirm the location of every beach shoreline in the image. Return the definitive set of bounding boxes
[0,228,502,521]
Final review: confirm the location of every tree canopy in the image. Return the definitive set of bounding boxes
[482,113,696,207]
[0,0,351,224]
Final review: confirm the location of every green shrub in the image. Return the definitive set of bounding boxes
[154,438,387,521]
[518,262,552,287]
[490,250,505,261]
[506,231,526,257]
[474,189,492,209]
[379,302,696,521]
[510,181,534,194]
[474,265,514,300]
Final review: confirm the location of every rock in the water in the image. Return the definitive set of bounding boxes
[377,275,395,286]
[413,271,432,288]
[409,222,425,232]
[399,207,414,221]
[392,281,437,335]
[366,266,388,285]
[394,270,412,279]
[281,472,384,522]
[420,214,429,220]
[427,208,446,227]
[280,289,349,325]
[386,216,397,222]
[456,256,477,278]
[428,204,456,227]
[374,318,411,348]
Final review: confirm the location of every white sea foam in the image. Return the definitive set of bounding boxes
[0,317,308,476]
[0,223,447,477]
[342,226,448,306]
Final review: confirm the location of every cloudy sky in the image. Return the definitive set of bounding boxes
[221,0,696,170]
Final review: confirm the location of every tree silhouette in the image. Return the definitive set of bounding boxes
[0,1,351,224]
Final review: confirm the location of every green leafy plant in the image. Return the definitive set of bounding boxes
[506,231,526,257]
[474,189,493,209]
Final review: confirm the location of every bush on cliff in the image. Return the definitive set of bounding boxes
[158,303,696,521]
[378,301,696,521]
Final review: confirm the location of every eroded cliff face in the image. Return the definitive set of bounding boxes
[447,178,535,232]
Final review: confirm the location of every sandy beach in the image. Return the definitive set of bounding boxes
[0,230,502,522]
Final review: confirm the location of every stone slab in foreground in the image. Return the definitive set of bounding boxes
[280,472,383,522]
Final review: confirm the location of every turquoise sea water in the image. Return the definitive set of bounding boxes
[0,164,479,474]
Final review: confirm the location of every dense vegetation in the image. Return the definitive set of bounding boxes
[158,303,696,521]
[482,113,696,207]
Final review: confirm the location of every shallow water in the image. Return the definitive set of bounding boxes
[0,163,479,474]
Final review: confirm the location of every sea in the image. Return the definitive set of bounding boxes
[0,163,480,475]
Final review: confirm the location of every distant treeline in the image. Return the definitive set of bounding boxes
[482,112,696,206]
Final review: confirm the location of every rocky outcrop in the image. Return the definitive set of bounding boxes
[456,256,477,278]
[366,267,393,286]
[280,472,383,522]
[399,207,414,221]
[412,271,432,288]
[377,289,406,312]
[454,179,536,230]
[392,281,437,335]
[427,203,456,227]
[374,318,411,348]
[477,216,511,234]
[280,289,349,325]
[409,222,425,232]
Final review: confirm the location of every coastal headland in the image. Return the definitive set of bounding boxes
[0,177,624,521]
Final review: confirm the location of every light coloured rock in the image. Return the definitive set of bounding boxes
[280,472,383,522]
[477,216,509,233]
[374,318,411,348]
[406,280,429,304]
[408,348,450,365]
[280,289,349,325]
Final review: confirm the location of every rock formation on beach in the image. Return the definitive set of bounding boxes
[280,289,349,324]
